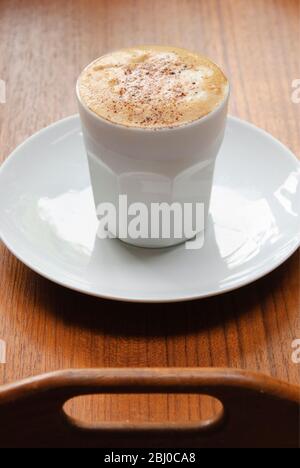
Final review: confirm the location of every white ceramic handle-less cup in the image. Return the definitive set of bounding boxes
[76,79,229,248]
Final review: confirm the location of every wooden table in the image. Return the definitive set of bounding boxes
[0,0,299,426]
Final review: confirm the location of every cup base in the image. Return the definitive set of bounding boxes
[108,232,203,249]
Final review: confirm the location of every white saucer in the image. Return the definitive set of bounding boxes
[0,115,299,302]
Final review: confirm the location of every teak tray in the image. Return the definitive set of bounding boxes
[0,368,299,448]
[0,0,299,451]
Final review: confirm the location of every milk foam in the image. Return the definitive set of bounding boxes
[79,46,228,128]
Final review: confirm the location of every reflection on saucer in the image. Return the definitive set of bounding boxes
[212,185,278,268]
[38,188,98,257]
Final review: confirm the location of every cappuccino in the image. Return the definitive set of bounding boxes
[78,46,228,128]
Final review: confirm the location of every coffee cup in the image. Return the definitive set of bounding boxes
[76,47,229,248]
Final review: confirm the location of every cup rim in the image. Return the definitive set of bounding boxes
[76,53,230,133]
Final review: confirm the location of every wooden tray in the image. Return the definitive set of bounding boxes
[0,0,299,450]
[0,368,299,448]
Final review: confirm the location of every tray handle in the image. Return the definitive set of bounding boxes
[0,368,299,447]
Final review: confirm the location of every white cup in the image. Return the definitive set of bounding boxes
[76,68,229,248]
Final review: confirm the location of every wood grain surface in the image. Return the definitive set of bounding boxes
[0,0,299,426]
